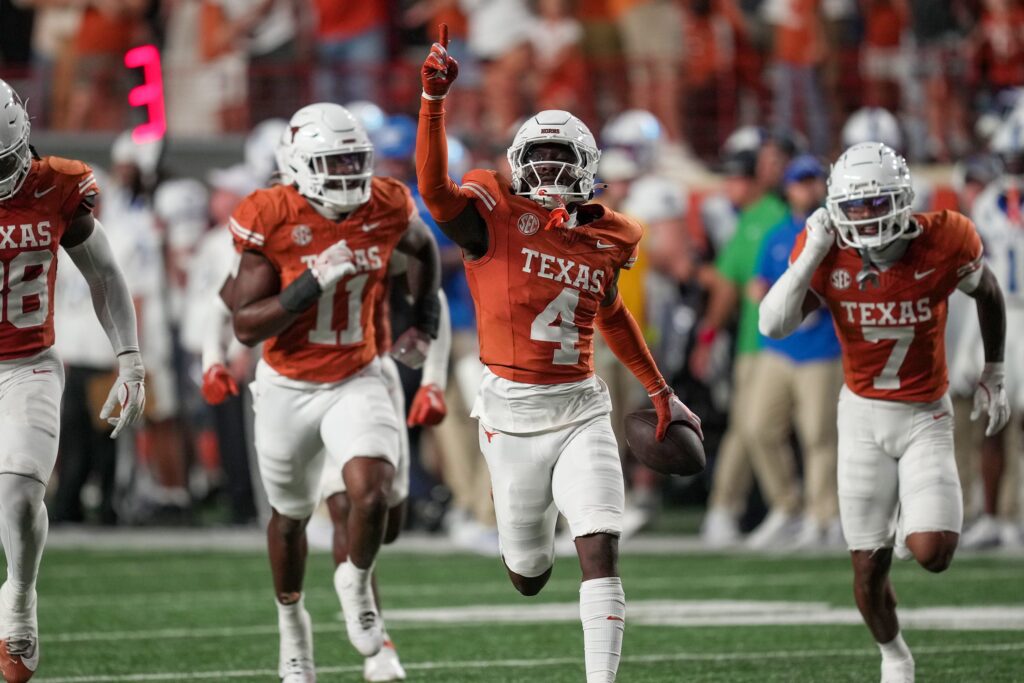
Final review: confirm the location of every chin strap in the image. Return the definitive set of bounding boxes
[856,249,880,290]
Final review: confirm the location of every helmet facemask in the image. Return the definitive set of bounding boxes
[509,141,596,210]
[0,85,31,202]
[305,147,373,211]
[829,189,917,251]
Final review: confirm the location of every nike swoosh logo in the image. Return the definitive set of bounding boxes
[914,269,935,280]
[362,222,381,232]
[933,412,948,420]
[596,240,616,249]
[34,186,55,198]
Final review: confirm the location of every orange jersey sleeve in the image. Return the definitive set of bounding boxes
[229,190,275,260]
[416,97,468,222]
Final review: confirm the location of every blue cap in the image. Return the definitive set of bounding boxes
[783,154,826,185]
[374,114,418,161]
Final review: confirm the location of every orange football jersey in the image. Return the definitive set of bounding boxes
[459,170,642,384]
[230,177,413,382]
[792,210,983,402]
[0,157,98,361]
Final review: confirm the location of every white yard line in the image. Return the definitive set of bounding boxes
[33,642,1024,683]
[39,566,1024,610]
[41,600,1024,645]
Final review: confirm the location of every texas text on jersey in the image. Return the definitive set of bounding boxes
[230,176,414,382]
[459,169,641,385]
[0,156,98,360]
[792,209,983,402]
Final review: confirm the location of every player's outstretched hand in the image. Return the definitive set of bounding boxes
[312,239,356,289]
[972,362,1010,436]
[804,207,836,260]
[391,327,432,369]
[421,23,459,99]
[408,383,447,427]
[101,351,146,439]
[201,364,239,406]
[651,387,703,442]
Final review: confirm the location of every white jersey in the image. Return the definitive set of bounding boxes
[181,226,235,354]
[955,177,1024,409]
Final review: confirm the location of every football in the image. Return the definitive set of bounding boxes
[624,408,706,476]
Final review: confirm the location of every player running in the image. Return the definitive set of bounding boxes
[229,102,440,681]
[0,80,145,683]
[759,142,1008,683]
[415,27,700,683]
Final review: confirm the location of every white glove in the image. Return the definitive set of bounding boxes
[971,362,1010,437]
[311,239,356,289]
[100,351,146,439]
[391,327,432,369]
[802,207,836,262]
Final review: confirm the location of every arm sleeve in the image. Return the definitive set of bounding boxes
[63,218,140,356]
[421,289,452,389]
[416,97,469,222]
[595,293,666,395]
[758,230,825,339]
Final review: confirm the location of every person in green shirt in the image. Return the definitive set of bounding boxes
[692,134,792,547]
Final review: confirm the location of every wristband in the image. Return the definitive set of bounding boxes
[421,90,447,101]
[279,270,323,314]
[697,327,717,346]
[412,292,441,338]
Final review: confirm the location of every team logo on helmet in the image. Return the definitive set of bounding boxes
[830,269,852,291]
[518,213,540,236]
[292,224,312,246]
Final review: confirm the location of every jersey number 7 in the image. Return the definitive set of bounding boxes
[863,326,913,390]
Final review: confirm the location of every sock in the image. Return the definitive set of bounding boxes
[580,577,625,683]
[277,595,313,665]
[0,475,46,628]
[878,631,912,662]
[339,560,373,588]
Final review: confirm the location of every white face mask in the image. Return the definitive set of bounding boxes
[0,140,30,201]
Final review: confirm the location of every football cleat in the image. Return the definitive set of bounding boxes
[0,637,38,683]
[363,639,406,682]
[280,656,316,683]
[745,510,802,551]
[335,562,384,657]
[961,515,1004,550]
[700,507,740,549]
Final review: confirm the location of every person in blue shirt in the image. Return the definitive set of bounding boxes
[743,154,845,550]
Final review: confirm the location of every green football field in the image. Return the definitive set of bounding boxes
[14,542,1024,682]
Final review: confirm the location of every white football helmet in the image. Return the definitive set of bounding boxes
[344,100,387,137]
[990,107,1024,175]
[0,79,32,202]
[276,103,374,212]
[622,176,687,225]
[827,142,918,250]
[601,109,662,171]
[841,107,903,153]
[245,118,288,184]
[508,110,600,209]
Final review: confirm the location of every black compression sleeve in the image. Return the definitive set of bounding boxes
[278,270,322,313]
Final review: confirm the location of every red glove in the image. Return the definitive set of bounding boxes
[421,24,459,99]
[201,364,239,406]
[651,387,703,442]
[408,384,447,427]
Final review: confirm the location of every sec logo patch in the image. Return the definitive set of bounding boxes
[292,225,312,246]
[518,213,540,236]
[830,269,851,290]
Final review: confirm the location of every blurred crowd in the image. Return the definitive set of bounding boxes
[1,0,1024,161]
[0,0,1022,554]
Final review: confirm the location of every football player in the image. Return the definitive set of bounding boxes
[416,27,701,683]
[228,102,440,681]
[0,80,145,682]
[759,142,1009,683]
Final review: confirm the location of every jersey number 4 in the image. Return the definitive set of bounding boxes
[0,251,52,329]
[308,273,369,346]
[531,287,580,365]
[863,326,913,390]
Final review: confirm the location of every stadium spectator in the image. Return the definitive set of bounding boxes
[531,0,590,120]
[969,0,1024,109]
[241,0,309,124]
[860,0,909,112]
[745,154,843,549]
[693,137,789,547]
[766,0,830,155]
[611,0,686,142]
[313,0,388,105]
